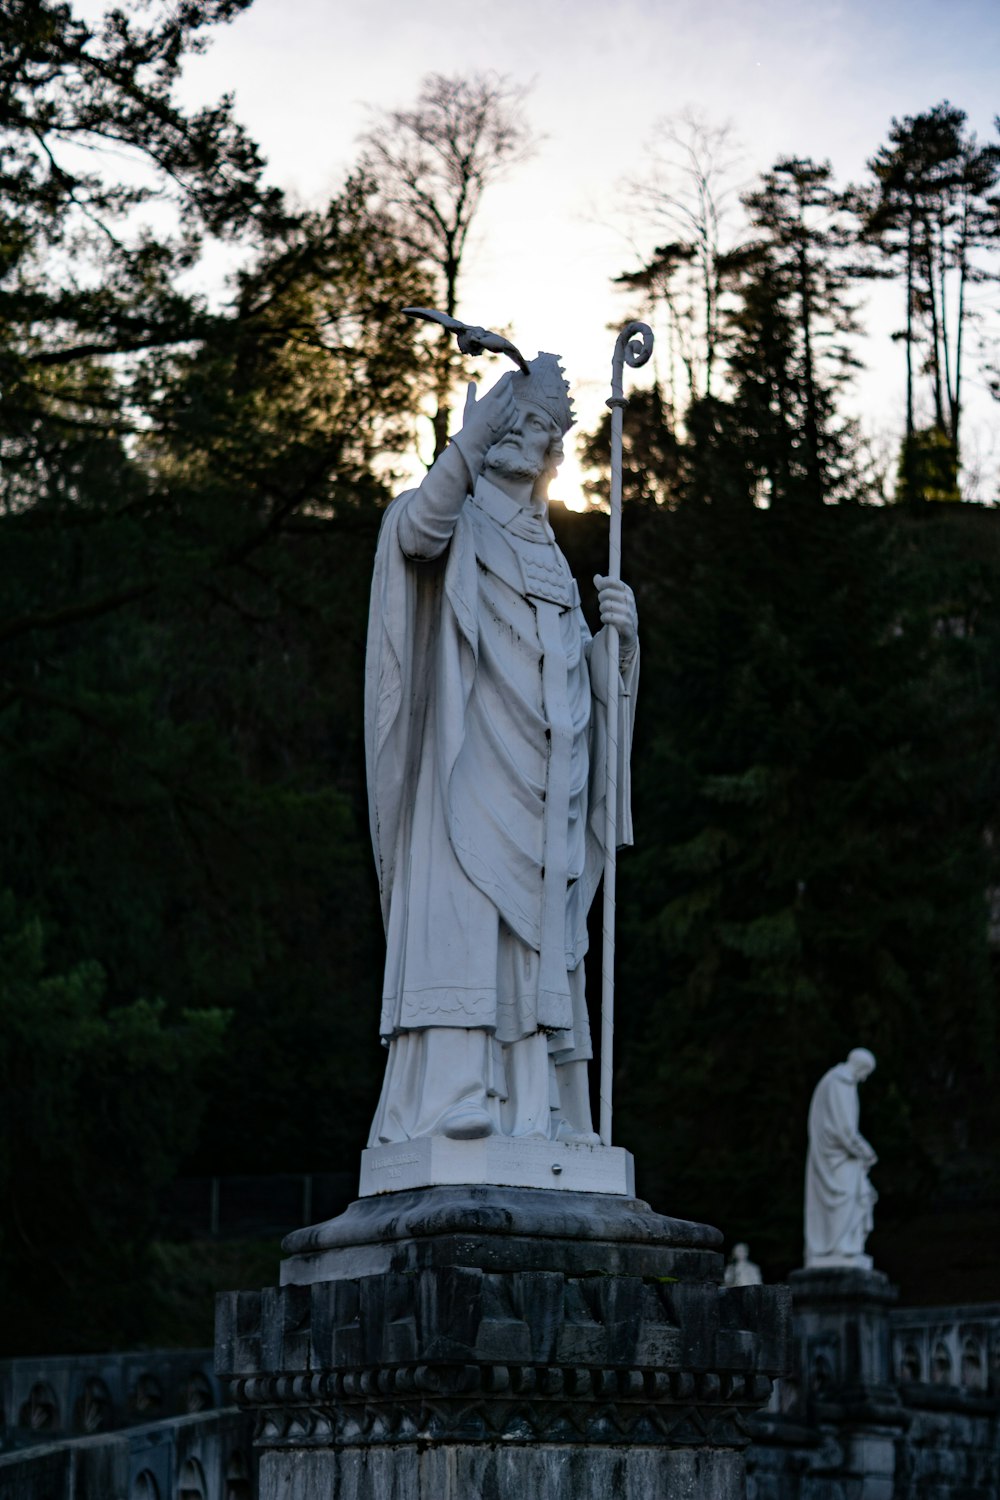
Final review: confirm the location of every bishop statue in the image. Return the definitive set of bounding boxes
[364,355,638,1147]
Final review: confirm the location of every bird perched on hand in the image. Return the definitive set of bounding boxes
[401,306,531,375]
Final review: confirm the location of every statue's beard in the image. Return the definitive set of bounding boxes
[483,439,544,483]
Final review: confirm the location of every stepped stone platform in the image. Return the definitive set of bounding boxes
[216,1183,790,1499]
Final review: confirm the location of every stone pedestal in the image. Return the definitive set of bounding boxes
[783,1266,909,1500]
[358,1135,635,1197]
[216,1184,790,1499]
[788,1267,900,1410]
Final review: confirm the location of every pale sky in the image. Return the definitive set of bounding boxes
[162,0,1000,502]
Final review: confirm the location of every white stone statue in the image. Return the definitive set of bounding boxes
[804,1048,878,1269]
[364,354,638,1147]
[724,1242,763,1286]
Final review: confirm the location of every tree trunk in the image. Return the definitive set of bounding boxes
[933,214,953,446]
[903,216,916,501]
[703,238,715,399]
[952,191,970,447]
[922,215,945,431]
[797,238,822,504]
[431,255,461,461]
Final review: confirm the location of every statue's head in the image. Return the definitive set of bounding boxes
[847,1047,876,1082]
[513,352,576,434]
[732,1242,749,1261]
[484,353,575,498]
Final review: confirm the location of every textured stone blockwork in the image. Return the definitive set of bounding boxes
[216,1186,790,1499]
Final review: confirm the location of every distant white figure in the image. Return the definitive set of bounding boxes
[724,1242,763,1287]
[804,1048,878,1269]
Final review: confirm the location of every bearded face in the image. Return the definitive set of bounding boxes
[484,402,562,485]
[484,439,541,482]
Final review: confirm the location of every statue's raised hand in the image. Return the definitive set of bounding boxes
[452,372,519,476]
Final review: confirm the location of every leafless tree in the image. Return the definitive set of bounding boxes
[360,73,535,459]
[623,109,746,408]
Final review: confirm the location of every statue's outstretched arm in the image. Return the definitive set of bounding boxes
[398,377,518,561]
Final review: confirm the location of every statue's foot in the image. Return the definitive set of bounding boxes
[553,1119,601,1146]
[438,1104,496,1140]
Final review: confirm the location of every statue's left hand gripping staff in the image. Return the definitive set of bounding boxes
[401,306,531,375]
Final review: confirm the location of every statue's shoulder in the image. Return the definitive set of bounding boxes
[375,488,417,544]
[384,486,421,519]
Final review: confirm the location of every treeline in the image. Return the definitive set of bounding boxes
[592,104,1000,508]
[573,107,1000,1267]
[0,0,998,1352]
[553,499,1000,1274]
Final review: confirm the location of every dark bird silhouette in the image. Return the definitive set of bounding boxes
[401,307,530,375]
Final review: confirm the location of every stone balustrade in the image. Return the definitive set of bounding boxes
[0,1347,219,1444]
[8,1299,1000,1499]
[890,1302,1000,1397]
[0,1406,253,1500]
[748,1285,1000,1500]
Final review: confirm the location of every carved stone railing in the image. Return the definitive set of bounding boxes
[747,1287,1000,1499]
[0,1348,219,1444]
[890,1302,1000,1399]
[0,1407,253,1500]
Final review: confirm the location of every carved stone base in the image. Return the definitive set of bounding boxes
[782,1265,908,1440]
[359,1134,635,1197]
[216,1186,791,1499]
[278,1184,719,1287]
[259,1444,747,1499]
[804,1251,874,1271]
[789,1264,899,1404]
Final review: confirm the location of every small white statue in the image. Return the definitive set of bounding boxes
[804,1048,878,1268]
[724,1243,763,1287]
[364,352,638,1147]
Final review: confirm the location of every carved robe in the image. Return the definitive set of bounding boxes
[804,1064,877,1263]
[364,444,636,1141]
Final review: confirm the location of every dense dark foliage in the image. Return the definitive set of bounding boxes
[555,500,1000,1272]
[0,0,425,1350]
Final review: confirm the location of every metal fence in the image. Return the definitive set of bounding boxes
[159,1172,354,1240]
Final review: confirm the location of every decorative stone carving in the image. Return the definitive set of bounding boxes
[217,1185,791,1499]
[130,1372,165,1416]
[220,1195,789,1449]
[779,1264,906,1452]
[177,1456,207,1499]
[890,1306,1000,1399]
[804,1048,878,1269]
[184,1370,215,1413]
[19,1380,59,1431]
[73,1376,112,1433]
[363,353,639,1165]
[280,1184,723,1286]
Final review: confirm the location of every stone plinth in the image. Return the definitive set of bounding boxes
[788,1266,899,1408]
[358,1136,634,1197]
[783,1266,909,1500]
[277,1184,711,1287]
[216,1184,790,1499]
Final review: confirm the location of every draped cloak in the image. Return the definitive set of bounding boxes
[804,1064,877,1262]
[364,450,637,1070]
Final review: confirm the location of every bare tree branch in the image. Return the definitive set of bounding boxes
[359,72,536,458]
